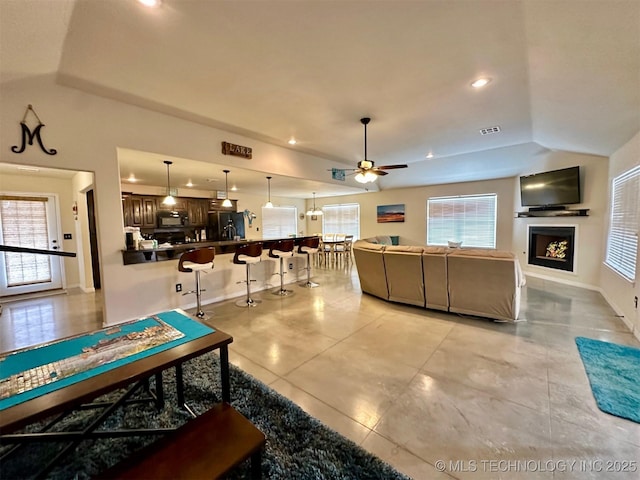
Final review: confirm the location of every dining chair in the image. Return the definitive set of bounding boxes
[335,234,353,263]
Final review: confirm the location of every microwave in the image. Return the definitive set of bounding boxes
[157,210,188,228]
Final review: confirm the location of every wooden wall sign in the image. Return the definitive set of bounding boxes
[221,141,252,159]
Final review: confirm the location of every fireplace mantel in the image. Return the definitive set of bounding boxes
[517,209,589,218]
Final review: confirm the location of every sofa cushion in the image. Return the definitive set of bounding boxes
[383,248,425,307]
[447,250,523,321]
[384,245,425,254]
[353,241,389,300]
[422,249,449,311]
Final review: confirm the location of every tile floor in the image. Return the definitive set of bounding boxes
[1,266,639,479]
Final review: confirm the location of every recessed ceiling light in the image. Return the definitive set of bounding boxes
[186,180,193,187]
[17,166,40,172]
[471,77,491,88]
[288,138,297,145]
[426,152,434,159]
[137,0,161,7]
[127,174,137,182]
[230,186,238,192]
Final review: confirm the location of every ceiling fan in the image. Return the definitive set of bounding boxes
[352,117,408,184]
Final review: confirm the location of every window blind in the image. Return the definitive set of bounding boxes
[0,197,52,286]
[427,194,497,248]
[262,206,297,239]
[605,165,640,282]
[322,204,360,238]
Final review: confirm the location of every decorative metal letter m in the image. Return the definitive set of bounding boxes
[11,105,57,155]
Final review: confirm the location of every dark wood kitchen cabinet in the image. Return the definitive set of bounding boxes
[122,194,133,226]
[157,197,187,211]
[141,197,157,227]
[187,199,209,226]
[123,195,157,228]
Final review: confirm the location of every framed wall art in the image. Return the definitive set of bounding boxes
[377,204,405,223]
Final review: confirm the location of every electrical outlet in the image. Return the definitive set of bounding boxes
[176,283,182,293]
[63,233,72,240]
[289,262,294,270]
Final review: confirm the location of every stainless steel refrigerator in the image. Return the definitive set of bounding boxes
[207,211,245,241]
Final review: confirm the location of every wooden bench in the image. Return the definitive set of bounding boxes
[96,402,266,479]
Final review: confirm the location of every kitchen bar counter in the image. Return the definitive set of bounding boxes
[121,237,314,265]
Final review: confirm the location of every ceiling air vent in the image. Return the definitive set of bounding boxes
[479,126,501,135]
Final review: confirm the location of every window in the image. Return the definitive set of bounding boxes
[427,194,497,248]
[261,206,297,239]
[0,196,52,286]
[605,165,640,282]
[322,204,360,238]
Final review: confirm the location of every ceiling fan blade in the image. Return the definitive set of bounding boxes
[373,170,389,176]
[376,164,408,170]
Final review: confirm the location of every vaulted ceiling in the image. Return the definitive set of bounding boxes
[2,0,639,196]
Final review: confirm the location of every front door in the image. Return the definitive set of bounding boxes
[0,194,63,296]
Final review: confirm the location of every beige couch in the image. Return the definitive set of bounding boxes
[352,240,526,322]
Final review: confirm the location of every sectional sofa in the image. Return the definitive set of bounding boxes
[352,239,526,322]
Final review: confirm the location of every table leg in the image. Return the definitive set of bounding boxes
[154,372,164,409]
[220,345,230,403]
[175,364,196,418]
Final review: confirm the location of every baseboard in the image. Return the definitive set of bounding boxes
[0,289,68,303]
[524,271,599,291]
[525,271,639,341]
[80,286,96,293]
[598,288,639,342]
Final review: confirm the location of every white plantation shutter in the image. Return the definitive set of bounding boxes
[322,204,360,238]
[605,165,640,282]
[427,194,497,248]
[262,206,297,239]
[0,196,52,286]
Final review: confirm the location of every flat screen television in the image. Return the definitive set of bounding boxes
[519,166,581,207]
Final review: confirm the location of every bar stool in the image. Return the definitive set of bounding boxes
[298,236,320,288]
[178,247,215,319]
[233,242,263,307]
[268,239,295,296]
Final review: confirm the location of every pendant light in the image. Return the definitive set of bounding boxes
[264,176,274,208]
[306,192,323,216]
[162,160,176,206]
[222,169,233,207]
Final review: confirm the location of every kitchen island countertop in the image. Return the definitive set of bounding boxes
[121,236,314,265]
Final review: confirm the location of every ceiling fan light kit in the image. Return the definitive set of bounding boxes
[350,117,408,184]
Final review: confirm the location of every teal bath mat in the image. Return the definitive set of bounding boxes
[575,337,640,423]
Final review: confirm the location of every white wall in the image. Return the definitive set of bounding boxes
[0,75,623,326]
[511,151,608,288]
[0,75,329,324]
[307,149,609,289]
[73,171,96,292]
[600,131,640,339]
[306,177,516,249]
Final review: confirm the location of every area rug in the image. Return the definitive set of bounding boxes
[575,336,640,424]
[0,353,411,479]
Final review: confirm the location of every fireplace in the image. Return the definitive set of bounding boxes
[528,225,576,272]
